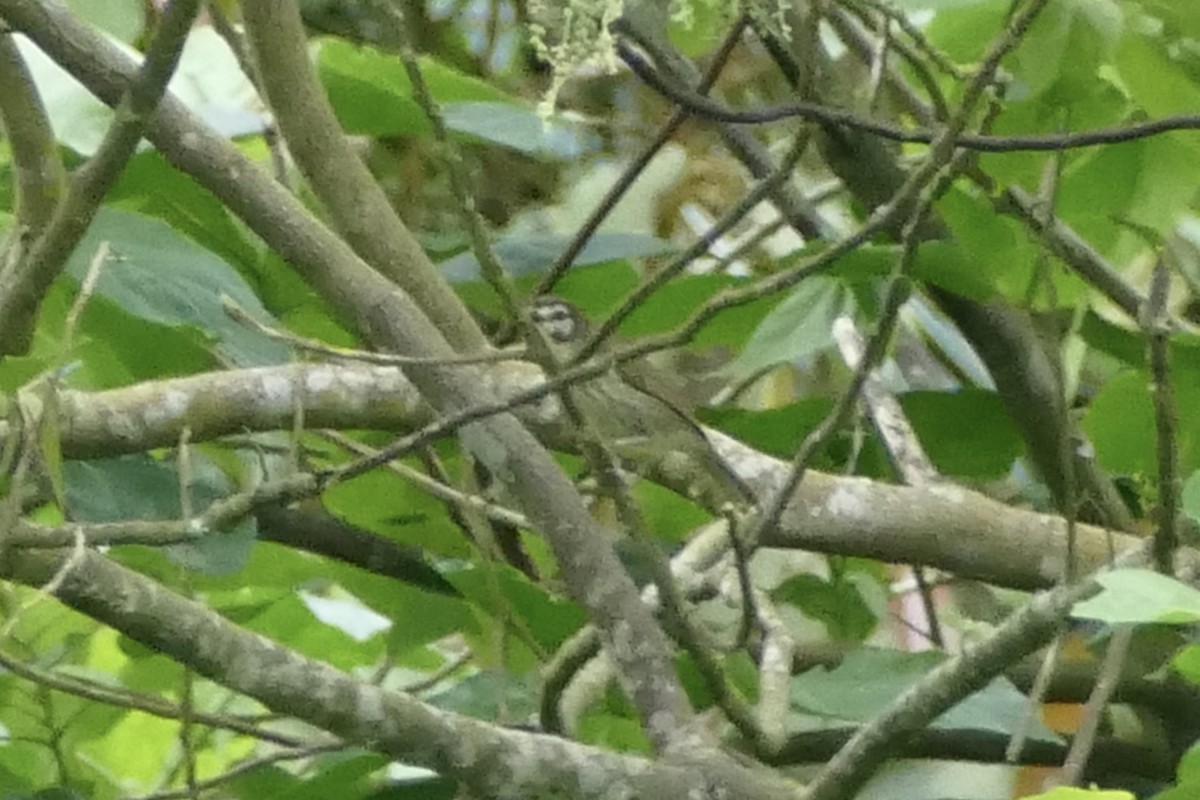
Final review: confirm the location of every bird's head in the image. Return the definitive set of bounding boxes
[527,295,589,360]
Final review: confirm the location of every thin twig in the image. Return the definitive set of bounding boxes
[223,295,524,366]
[855,0,967,80]
[128,743,348,800]
[801,4,1062,794]
[801,543,1149,800]
[63,240,109,349]
[1144,254,1180,573]
[576,134,809,361]
[834,315,945,647]
[617,40,1200,154]
[534,15,751,296]
[1057,624,1133,786]
[373,0,520,321]
[0,529,86,643]
[321,430,529,529]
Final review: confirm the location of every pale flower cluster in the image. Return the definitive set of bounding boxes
[528,0,794,117]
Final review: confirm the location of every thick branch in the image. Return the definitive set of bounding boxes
[617,39,1200,154]
[240,0,486,351]
[0,547,790,800]
[0,0,695,750]
[12,364,1172,591]
[0,33,66,234]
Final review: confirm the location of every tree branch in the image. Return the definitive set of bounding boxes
[0,0,201,354]
[0,0,699,751]
[240,0,487,351]
[3,364,1174,591]
[0,546,795,800]
[0,33,66,235]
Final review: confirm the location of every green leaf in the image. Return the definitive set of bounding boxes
[1117,26,1200,117]
[442,102,581,158]
[618,275,781,351]
[790,648,1061,742]
[427,670,539,722]
[891,0,1002,8]
[1084,370,1156,477]
[0,350,52,393]
[378,777,458,800]
[77,704,176,788]
[66,455,183,523]
[574,712,653,754]
[440,231,672,282]
[111,151,260,274]
[728,276,855,376]
[923,0,1012,63]
[1140,0,1200,40]
[65,0,143,43]
[1172,643,1200,685]
[911,241,999,302]
[167,27,265,137]
[636,479,711,545]
[1083,361,1200,478]
[243,593,384,669]
[666,0,732,56]
[701,400,832,460]
[1073,569,1200,624]
[772,572,878,641]
[9,788,90,800]
[74,295,217,386]
[1184,470,1200,526]
[279,750,387,800]
[14,29,262,156]
[317,38,513,137]
[165,519,257,577]
[1059,136,1200,267]
[937,187,1068,307]
[65,453,255,575]
[763,243,895,287]
[225,764,301,799]
[1008,0,1122,104]
[64,208,289,367]
[454,568,586,651]
[321,564,474,656]
[1178,737,1200,784]
[902,390,1023,479]
[1077,311,1144,367]
[323,467,472,559]
[245,251,355,348]
[0,761,32,797]
[14,34,115,156]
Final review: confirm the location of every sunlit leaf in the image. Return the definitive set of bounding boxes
[1073,569,1200,624]
[728,276,855,376]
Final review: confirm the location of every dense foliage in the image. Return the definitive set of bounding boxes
[2,1,1200,799]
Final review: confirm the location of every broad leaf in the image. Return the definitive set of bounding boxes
[65,208,289,367]
[1073,569,1200,625]
[790,648,1061,742]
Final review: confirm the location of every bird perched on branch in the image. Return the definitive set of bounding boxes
[526,295,755,511]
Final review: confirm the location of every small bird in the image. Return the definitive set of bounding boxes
[526,295,754,511]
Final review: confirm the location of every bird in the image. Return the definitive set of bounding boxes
[525,295,755,511]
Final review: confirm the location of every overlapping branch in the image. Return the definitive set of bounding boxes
[618,41,1200,154]
[2,361,1169,590]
